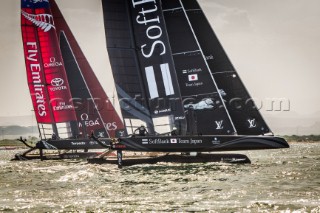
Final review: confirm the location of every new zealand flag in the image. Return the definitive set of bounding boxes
[21,0,50,9]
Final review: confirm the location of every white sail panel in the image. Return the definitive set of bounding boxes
[145,66,160,99]
[160,63,175,96]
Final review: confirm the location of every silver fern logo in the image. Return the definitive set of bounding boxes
[21,10,55,32]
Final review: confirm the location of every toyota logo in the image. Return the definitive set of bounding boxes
[51,78,64,87]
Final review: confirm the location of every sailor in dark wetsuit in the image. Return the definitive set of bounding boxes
[171,127,178,136]
[51,133,57,140]
[134,125,148,136]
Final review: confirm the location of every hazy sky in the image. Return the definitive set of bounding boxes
[0,0,320,119]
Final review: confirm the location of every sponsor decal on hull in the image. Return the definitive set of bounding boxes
[71,142,86,146]
[170,138,177,144]
[212,137,221,145]
[142,139,149,145]
[140,138,203,145]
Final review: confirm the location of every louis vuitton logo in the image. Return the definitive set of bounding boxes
[248,119,257,128]
[215,120,224,130]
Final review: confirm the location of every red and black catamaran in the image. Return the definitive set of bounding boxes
[15,0,125,160]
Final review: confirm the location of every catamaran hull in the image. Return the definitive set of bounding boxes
[88,135,283,167]
[88,153,251,165]
[12,150,102,161]
[112,135,289,152]
[35,138,112,150]
[12,138,112,161]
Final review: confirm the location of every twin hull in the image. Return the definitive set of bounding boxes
[36,136,289,152]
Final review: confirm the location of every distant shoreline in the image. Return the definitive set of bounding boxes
[0,139,36,147]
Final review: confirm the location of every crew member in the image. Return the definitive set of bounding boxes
[171,127,178,136]
[51,133,57,140]
[134,125,148,136]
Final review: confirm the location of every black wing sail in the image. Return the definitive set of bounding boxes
[59,32,109,138]
[161,0,236,135]
[102,0,186,135]
[180,0,271,135]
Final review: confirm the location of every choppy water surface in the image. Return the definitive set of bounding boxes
[0,143,320,212]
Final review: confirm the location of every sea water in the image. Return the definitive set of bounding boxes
[0,143,319,212]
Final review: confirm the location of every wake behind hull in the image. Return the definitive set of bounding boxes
[112,135,289,152]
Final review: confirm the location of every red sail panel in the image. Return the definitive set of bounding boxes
[21,2,77,123]
[36,10,76,123]
[50,0,125,137]
[21,8,53,123]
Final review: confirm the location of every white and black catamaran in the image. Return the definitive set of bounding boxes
[88,0,289,167]
[14,0,125,160]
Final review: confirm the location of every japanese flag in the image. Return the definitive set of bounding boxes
[188,74,198,81]
[170,139,177,144]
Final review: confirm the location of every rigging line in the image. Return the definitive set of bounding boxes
[181,92,219,98]
[112,86,116,106]
[107,47,137,50]
[185,9,202,12]
[60,31,110,138]
[162,7,183,12]
[111,85,122,124]
[172,50,200,56]
[178,0,237,134]
[212,71,236,75]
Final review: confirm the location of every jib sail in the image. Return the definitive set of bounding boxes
[102,0,186,135]
[21,0,78,138]
[179,0,271,135]
[50,0,125,138]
